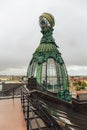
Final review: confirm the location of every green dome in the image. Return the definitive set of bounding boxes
[27,13,71,101]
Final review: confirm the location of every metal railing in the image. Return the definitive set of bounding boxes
[0,85,22,99]
[21,86,63,130]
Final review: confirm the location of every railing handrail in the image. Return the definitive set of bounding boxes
[22,85,29,94]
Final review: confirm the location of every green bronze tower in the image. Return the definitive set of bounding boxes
[27,13,71,101]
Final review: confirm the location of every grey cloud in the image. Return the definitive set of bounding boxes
[0,0,87,75]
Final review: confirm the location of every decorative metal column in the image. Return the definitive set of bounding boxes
[27,13,71,101]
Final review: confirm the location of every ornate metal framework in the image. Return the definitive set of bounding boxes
[27,13,71,101]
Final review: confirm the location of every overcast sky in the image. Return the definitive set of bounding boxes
[0,0,87,75]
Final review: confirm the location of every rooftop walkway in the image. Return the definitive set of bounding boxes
[0,98,27,130]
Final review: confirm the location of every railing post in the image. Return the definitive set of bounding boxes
[27,99,29,130]
[21,89,23,103]
[23,93,25,113]
[12,89,14,99]
[21,89,25,113]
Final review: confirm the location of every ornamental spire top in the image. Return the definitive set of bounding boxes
[39,12,56,44]
[39,12,55,30]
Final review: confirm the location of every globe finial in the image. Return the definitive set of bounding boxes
[39,12,55,30]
